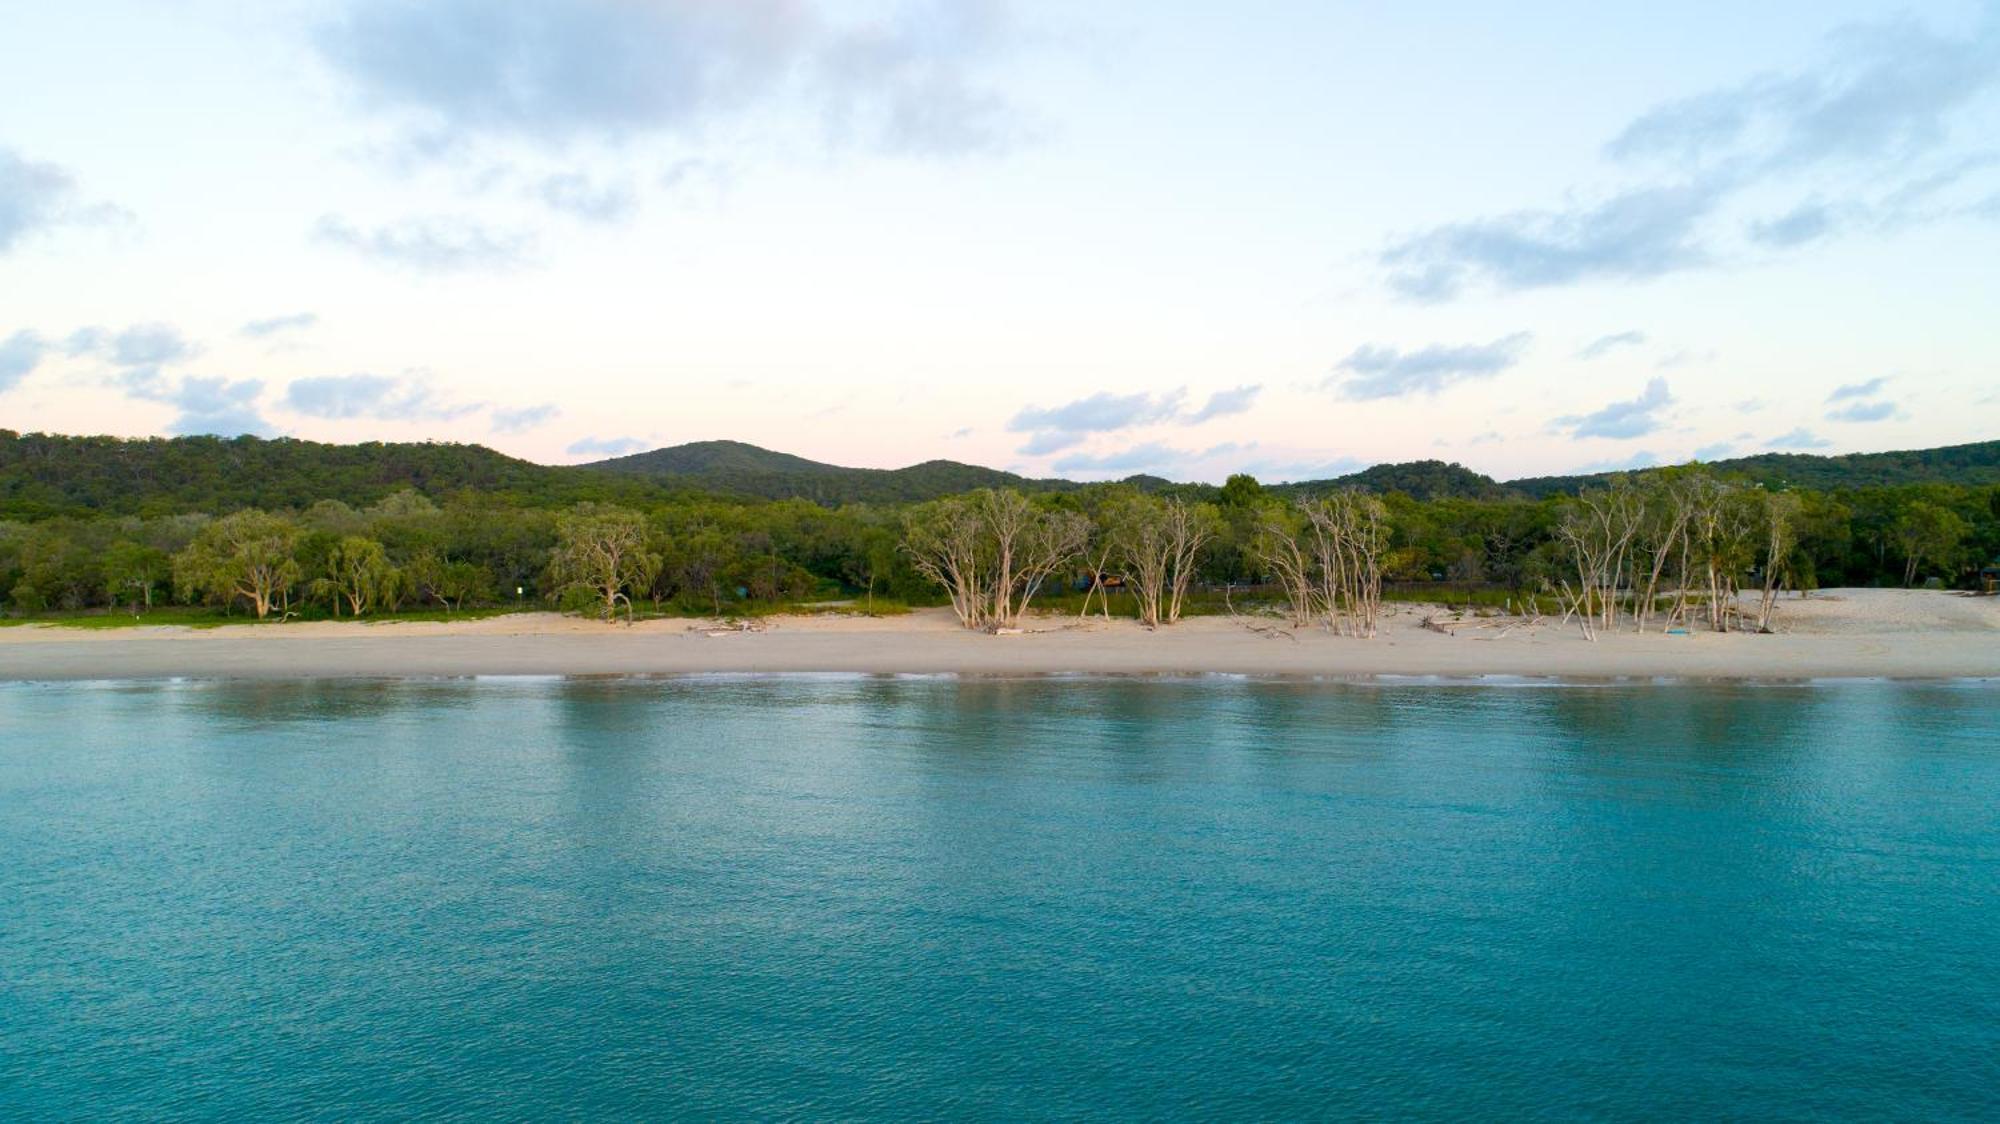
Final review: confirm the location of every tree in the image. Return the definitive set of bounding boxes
[172,510,302,618]
[903,489,1088,630]
[1250,492,1389,636]
[1218,473,1265,509]
[1894,501,1968,586]
[102,540,170,613]
[406,551,488,613]
[1753,491,1803,630]
[550,504,661,622]
[841,521,901,615]
[904,495,989,628]
[311,536,396,617]
[1106,494,1219,627]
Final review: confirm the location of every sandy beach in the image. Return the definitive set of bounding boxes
[0,588,1994,682]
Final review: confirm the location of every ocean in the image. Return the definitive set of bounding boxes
[3,676,1996,1119]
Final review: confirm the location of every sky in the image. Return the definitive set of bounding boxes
[2,0,1998,483]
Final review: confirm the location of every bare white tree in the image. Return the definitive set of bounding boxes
[1107,494,1220,627]
[903,490,1089,631]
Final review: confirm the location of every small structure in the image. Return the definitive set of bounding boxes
[1981,558,2000,595]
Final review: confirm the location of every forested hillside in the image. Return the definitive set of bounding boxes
[1511,440,2000,498]
[585,440,1078,503]
[11,430,1999,518]
[4,428,1997,623]
[0,431,670,519]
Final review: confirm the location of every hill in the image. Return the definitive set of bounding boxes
[585,440,1079,503]
[1271,460,1511,501]
[0,430,663,519]
[4,430,1996,520]
[1508,439,2000,497]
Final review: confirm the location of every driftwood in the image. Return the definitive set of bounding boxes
[696,618,769,637]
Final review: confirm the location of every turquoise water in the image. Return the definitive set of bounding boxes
[2,677,1996,1120]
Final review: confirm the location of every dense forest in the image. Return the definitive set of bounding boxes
[2,429,1997,624]
[10,430,1999,515]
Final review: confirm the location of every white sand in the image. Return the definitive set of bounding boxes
[1,588,1994,682]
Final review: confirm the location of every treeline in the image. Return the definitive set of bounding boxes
[11,430,2000,518]
[3,466,1996,624]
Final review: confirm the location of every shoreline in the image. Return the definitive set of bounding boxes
[2,590,1994,683]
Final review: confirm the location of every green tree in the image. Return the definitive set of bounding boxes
[102,540,171,612]
[173,510,302,618]
[550,504,661,622]
[311,536,396,616]
[1894,501,1969,586]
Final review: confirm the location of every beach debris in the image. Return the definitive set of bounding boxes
[696,618,768,637]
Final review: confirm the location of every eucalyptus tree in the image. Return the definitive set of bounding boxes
[1104,494,1220,628]
[172,510,303,619]
[550,504,661,623]
[311,536,396,617]
[903,489,1089,630]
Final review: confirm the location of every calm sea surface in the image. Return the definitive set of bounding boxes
[2,677,1996,1120]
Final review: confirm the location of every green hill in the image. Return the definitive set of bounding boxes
[585,440,1077,503]
[1508,439,2000,498]
[4,430,1996,520]
[0,430,660,518]
[1273,460,1510,501]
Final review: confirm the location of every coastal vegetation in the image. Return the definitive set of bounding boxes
[1,431,1996,628]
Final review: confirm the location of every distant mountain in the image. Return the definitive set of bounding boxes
[585,440,1080,504]
[4,430,1996,519]
[0,431,655,518]
[1507,439,2000,498]
[1273,460,1511,502]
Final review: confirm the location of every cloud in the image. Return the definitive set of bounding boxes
[283,373,479,421]
[315,0,1028,159]
[1577,330,1647,360]
[947,426,973,439]
[1017,430,1085,456]
[1329,333,1531,400]
[1693,441,1736,461]
[536,173,637,223]
[53,323,202,384]
[1382,183,1722,300]
[1749,201,1836,247]
[1010,388,1185,435]
[1826,400,1900,423]
[1554,377,1675,439]
[242,312,320,339]
[817,1,1028,157]
[0,148,96,254]
[160,376,275,436]
[1385,10,2000,300]
[1050,441,1186,474]
[108,324,198,368]
[314,214,534,272]
[1768,427,1833,449]
[0,330,48,392]
[567,435,650,457]
[491,403,561,433]
[1604,15,2000,174]
[117,367,274,436]
[1827,376,1889,401]
[1567,450,1662,474]
[1186,384,1261,423]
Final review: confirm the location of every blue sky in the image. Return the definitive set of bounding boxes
[2,0,1997,481]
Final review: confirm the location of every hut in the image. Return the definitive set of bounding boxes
[1981,557,2000,594]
